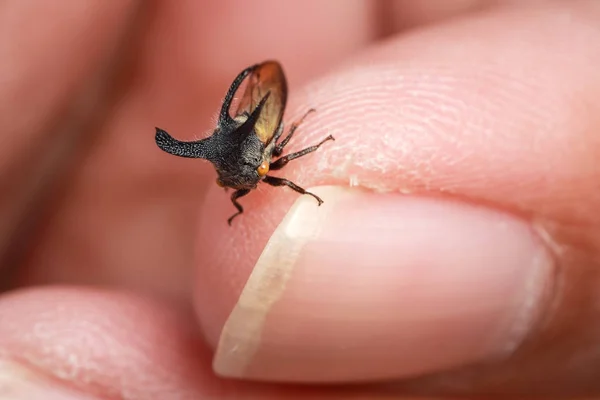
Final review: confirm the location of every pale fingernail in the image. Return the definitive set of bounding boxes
[0,360,99,400]
[213,186,552,383]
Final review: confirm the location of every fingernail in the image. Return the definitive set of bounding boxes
[0,359,99,400]
[212,186,552,383]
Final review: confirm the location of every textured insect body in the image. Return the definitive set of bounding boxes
[155,61,334,225]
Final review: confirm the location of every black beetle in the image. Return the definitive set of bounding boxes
[155,60,334,225]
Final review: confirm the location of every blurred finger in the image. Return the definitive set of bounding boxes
[383,0,543,31]
[0,287,391,399]
[0,1,141,286]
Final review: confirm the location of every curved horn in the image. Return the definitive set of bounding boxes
[233,91,271,137]
[155,127,212,159]
[219,64,258,126]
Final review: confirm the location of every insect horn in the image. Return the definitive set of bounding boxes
[234,91,271,136]
[219,64,258,126]
[154,128,212,159]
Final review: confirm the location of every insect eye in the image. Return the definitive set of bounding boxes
[257,161,269,177]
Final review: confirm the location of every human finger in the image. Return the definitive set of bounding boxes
[0,286,392,400]
[192,1,600,396]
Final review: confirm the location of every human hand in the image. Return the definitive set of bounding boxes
[1,1,599,398]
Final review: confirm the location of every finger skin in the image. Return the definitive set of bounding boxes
[193,1,600,395]
[0,287,391,400]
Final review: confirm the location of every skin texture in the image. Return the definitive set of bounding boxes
[1,0,600,399]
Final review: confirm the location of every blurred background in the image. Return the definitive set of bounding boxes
[0,0,520,306]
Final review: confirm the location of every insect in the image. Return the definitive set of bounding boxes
[155,60,335,225]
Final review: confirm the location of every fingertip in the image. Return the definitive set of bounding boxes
[193,3,600,389]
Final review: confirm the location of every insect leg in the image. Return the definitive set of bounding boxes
[263,176,324,206]
[273,108,316,157]
[270,135,334,171]
[228,188,251,226]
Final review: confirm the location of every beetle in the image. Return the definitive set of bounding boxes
[155,60,334,225]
